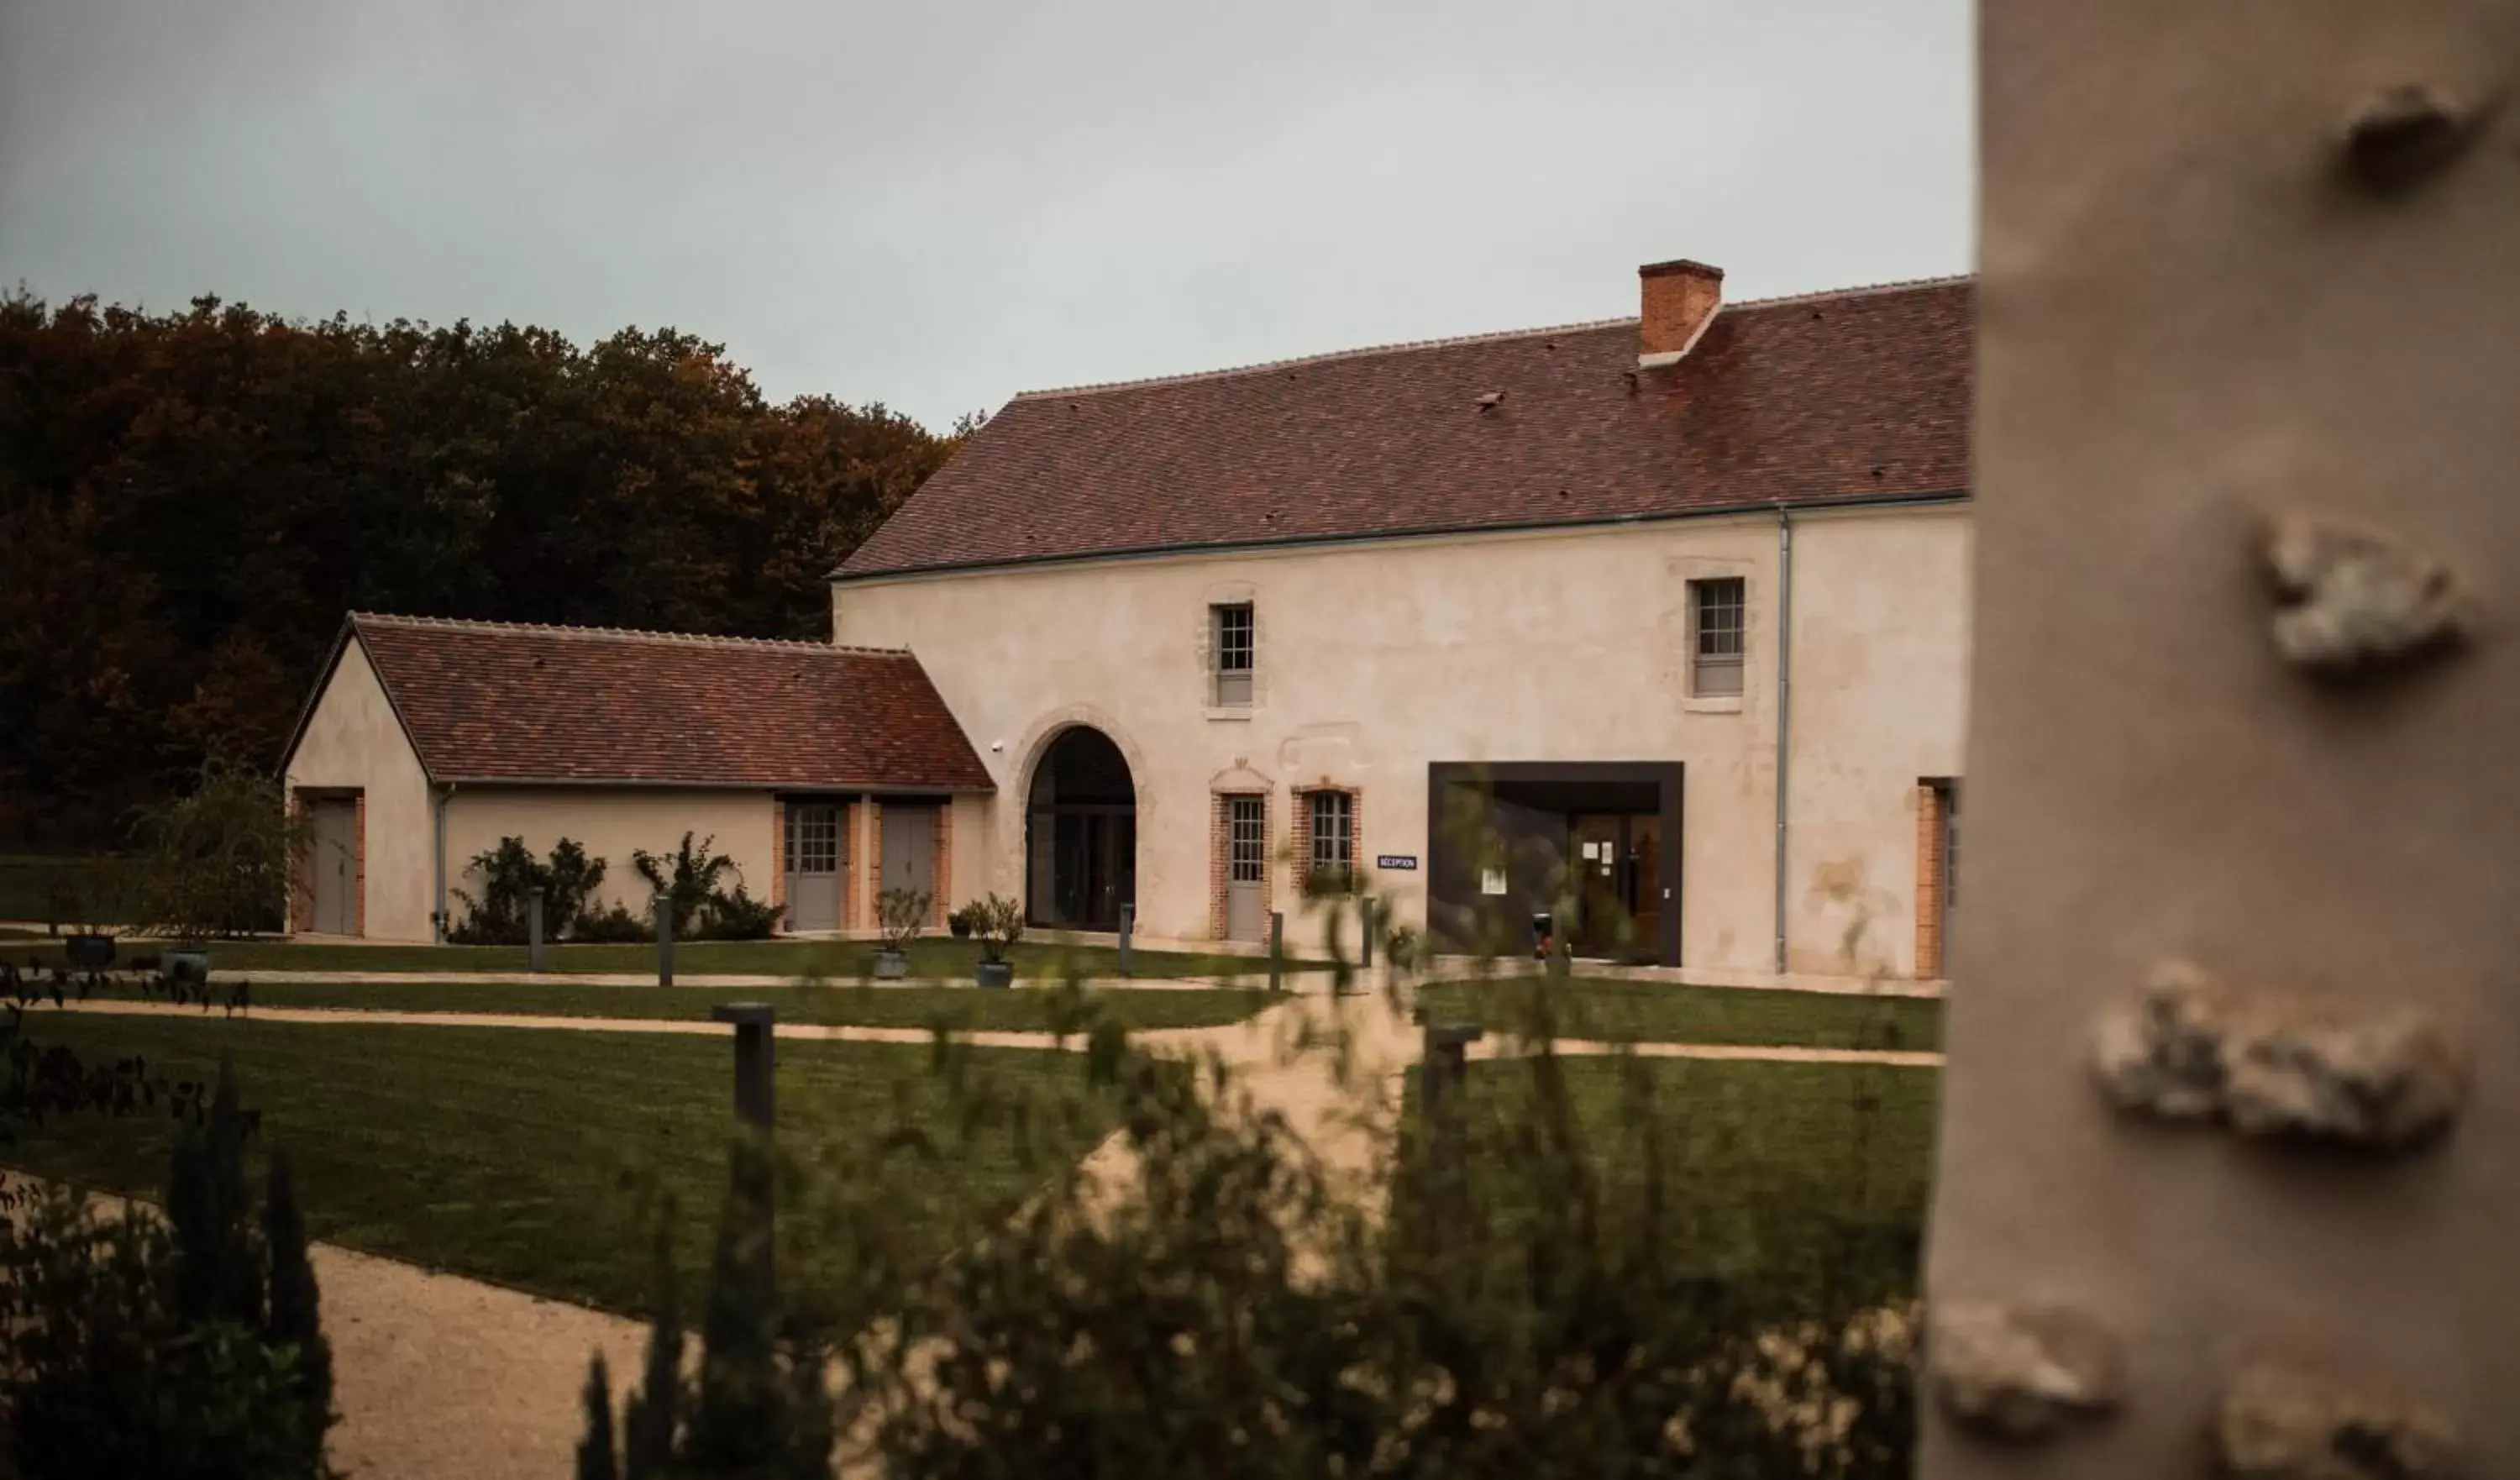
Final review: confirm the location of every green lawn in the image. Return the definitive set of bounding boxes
[8,933,1311,981]
[0,1014,1120,1315]
[54,978,1284,1032]
[1431,1054,1937,1301]
[1415,977,1942,1052]
[0,853,118,926]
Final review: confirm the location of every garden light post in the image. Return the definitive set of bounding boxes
[1418,1021,1483,1234]
[709,1002,776,1297]
[653,893,673,988]
[1268,911,1284,994]
[708,1004,776,1131]
[1117,903,1134,978]
[527,888,546,974]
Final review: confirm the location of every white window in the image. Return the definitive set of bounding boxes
[1211,602,1255,706]
[1689,577,1746,697]
[1308,790,1353,882]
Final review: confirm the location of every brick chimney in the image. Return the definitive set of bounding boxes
[1637,259,1725,366]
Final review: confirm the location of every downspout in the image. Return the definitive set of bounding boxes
[1772,505,1794,976]
[433,782,454,943]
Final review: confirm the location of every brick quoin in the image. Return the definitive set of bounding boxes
[288,792,313,933]
[1914,780,1946,979]
[769,796,787,931]
[351,792,366,938]
[844,800,871,931]
[931,803,952,927]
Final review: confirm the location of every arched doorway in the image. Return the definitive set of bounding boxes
[1026,727,1137,930]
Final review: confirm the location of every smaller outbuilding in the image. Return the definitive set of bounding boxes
[277,613,994,942]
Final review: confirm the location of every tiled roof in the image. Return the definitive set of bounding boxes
[323,614,993,791]
[837,276,1972,580]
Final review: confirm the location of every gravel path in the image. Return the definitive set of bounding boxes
[31,997,1945,1070]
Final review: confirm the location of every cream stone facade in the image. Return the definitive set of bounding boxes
[282,639,434,942]
[832,501,1971,980]
[281,264,1969,969]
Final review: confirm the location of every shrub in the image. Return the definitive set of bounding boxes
[0,1063,334,1479]
[697,884,784,942]
[129,761,307,939]
[632,833,738,939]
[449,837,608,945]
[573,903,655,944]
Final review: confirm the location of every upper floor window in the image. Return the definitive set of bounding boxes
[1689,577,1746,697]
[1211,601,1255,706]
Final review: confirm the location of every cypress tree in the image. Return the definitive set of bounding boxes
[680,1138,784,1470]
[622,1221,684,1480]
[165,1058,261,1327]
[576,1352,622,1480]
[263,1148,334,1464]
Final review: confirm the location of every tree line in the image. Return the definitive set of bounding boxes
[0,291,972,848]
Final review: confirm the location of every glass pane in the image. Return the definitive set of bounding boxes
[1229,796,1264,881]
[1213,603,1255,672]
[1310,791,1352,872]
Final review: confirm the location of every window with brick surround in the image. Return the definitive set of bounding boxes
[1210,601,1255,706]
[1309,790,1353,880]
[1689,577,1746,696]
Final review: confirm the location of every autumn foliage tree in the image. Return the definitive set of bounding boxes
[0,291,972,847]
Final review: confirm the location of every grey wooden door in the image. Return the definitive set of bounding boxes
[880,804,937,908]
[1226,796,1266,941]
[307,798,357,936]
[784,801,842,932]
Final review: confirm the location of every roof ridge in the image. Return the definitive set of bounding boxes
[350,611,908,658]
[1007,316,1641,402]
[1002,273,1974,403]
[1720,272,1975,313]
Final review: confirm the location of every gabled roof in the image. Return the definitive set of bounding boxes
[283,614,993,792]
[836,276,1972,581]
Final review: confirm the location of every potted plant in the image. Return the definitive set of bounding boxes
[874,886,930,979]
[60,855,134,972]
[972,893,1024,989]
[947,900,978,940]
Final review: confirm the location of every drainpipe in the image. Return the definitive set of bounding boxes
[432,782,454,943]
[1772,505,1794,976]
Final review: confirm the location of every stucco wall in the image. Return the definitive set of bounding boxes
[283,638,434,941]
[832,505,1972,979]
[442,788,780,935]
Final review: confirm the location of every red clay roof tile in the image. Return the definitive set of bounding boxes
[837,277,1972,580]
[342,614,992,791]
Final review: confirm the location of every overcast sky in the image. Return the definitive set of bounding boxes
[0,0,1971,430]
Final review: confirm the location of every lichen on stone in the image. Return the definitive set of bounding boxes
[2262,514,2464,674]
[2218,1362,2460,1479]
[2092,960,2465,1151]
[1929,1302,2122,1441]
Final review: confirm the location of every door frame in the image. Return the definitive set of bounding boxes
[293,788,363,938]
[780,797,846,934]
[1425,762,1685,967]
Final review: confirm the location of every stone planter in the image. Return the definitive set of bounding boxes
[975,959,1014,990]
[63,933,116,971]
[160,944,212,988]
[873,948,911,980]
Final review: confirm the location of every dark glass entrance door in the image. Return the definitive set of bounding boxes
[1026,727,1137,931]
